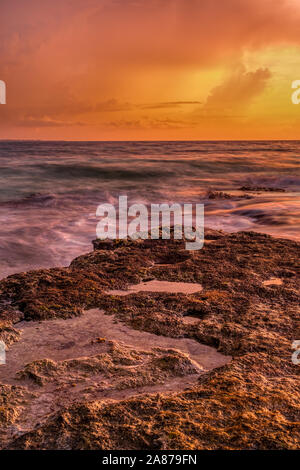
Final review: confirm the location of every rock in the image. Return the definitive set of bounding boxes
[0,229,299,450]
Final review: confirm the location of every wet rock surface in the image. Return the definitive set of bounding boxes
[0,228,299,449]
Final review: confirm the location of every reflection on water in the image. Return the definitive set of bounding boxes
[0,140,299,278]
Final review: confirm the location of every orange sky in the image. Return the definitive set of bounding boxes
[1,0,300,140]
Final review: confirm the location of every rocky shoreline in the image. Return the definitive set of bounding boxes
[0,229,299,449]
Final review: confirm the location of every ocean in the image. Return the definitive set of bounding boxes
[0,140,299,279]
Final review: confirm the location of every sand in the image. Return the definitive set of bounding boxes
[0,308,230,444]
[262,278,283,286]
[1,308,229,384]
[107,280,203,296]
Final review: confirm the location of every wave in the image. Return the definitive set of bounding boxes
[1,193,57,208]
[0,140,299,278]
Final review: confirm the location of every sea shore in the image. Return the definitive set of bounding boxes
[0,228,299,449]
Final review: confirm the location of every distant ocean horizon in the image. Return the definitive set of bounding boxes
[0,140,299,279]
[1,139,300,142]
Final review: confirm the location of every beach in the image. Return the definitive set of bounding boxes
[0,227,299,449]
[0,141,299,449]
[0,140,299,279]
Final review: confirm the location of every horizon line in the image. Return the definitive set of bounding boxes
[1,138,300,143]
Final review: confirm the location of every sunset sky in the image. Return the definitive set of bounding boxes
[1,0,300,140]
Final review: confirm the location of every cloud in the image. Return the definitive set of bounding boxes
[204,66,272,112]
[77,0,300,67]
[106,116,198,129]
[0,0,299,138]
[14,117,87,128]
[140,101,201,110]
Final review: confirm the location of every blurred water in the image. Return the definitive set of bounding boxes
[0,140,299,279]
